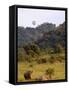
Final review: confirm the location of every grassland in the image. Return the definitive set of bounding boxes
[17,53,65,82]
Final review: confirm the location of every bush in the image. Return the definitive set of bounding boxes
[37,58,47,64]
[29,64,33,67]
[18,48,26,62]
[49,56,55,63]
[41,58,47,63]
[56,56,64,63]
[30,44,40,55]
[23,43,40,55]
[45,68,54,80]
[25,55,33,63]
[53,44,63,53]
[28,50,35,57]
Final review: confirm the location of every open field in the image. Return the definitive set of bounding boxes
[17,53,65,82]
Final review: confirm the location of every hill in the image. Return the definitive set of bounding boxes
[18,23,56,47]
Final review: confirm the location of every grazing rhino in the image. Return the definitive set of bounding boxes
[24,70,33,80]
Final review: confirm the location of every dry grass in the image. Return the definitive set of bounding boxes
[17,61,65,82]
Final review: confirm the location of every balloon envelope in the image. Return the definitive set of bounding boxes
[32,21,36,25]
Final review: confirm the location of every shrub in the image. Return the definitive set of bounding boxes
[29,64,33,67]
[45,68,54,80]
[37,58,47,64]
[56,56,64,63]
[41,58,47,63]
[23,44,40,56]
[30,44,40,55]
[49,56,55,63]
[28,50,35,57]
[18,49,26,62]
[25,56,33,63]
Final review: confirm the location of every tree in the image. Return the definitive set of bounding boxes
[54,44,63,53]
[45,68,54,80]
[23,43,40,55]
[30,44,40,54]
[23,45,31,55]
[18,48,26,62]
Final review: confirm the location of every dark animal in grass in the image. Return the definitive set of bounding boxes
[24,70,33,80]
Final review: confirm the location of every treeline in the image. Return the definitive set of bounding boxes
[18,43,65,63]
[18,22,65,63]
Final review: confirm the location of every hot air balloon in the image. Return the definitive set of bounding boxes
[32,21,36,25]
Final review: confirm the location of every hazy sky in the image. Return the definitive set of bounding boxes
[18,8,65,27]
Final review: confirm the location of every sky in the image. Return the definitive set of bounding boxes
[18,8,65,28]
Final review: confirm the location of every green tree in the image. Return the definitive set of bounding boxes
[23,43,40,55]
[54,44,63,53]
[30,44,40,54]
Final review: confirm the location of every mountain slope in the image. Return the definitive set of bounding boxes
[18,23,56,47]
[36,22,65,50]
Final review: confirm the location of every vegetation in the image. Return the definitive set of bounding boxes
[18,62,65,82]
[45,68,54,80]
[17,22,66,82]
